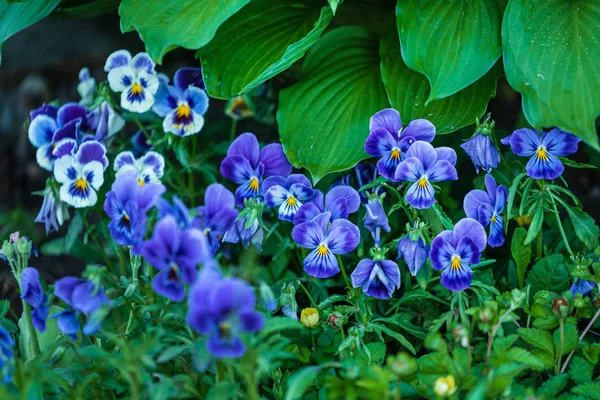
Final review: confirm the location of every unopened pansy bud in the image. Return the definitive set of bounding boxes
[510,288,526,308]
[328,311,344,328]
[397,235,429,276]
[434,375,457,397]
[259,281,277,312]
[552,298,569,318]
[15,237,33,258]
[300,308,319,327]
[1,241,14,261]
[225,95,254,120]
[517,214,532,227]
[460,115,500,174]
[387,352,417,376]
[363,198,390,246]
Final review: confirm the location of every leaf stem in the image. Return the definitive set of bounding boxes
[556,318,564,375]
[336,254,353,293]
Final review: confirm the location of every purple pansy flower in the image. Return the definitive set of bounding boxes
[86,102,125,142]
[463,174,507,247]
[222,205,264,251]
[35,187,69,235]
[461,133,500,173]
[263,174,314,222]
[220,133,292,206]
[114,151,165,186]
[20,268,49,332]
[194,183,239,254]
[363,198,390,246]
[104,171,166,253]
[294,186,360,225]
[395,141,458,209]
[503,128,580,180]
[187,277,265,358]
[105,50,159,113]
[397,235,430,276]
[131,130,152,154]
[292,212,360,278]
[152,67,209,136]
[570,279,596,298]
[156,196,194,229]
[351,259,400,299]
[430,218,487,292]
[141,216,210,302]
[364,108,436,180]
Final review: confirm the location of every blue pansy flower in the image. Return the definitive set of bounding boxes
[194,184,239,254]
[263,174,315,222]
[153,67,209,136]
[35,187,69,235]
[502,128,580,180]
[364,108,436,180]
[570,279,596,298]
[463,174,508,247]
[397,235,430,277]
[363,198,390,246]
[0,325,15,384]
[351,259,400,299]
[395,141,458,209]
[294,186,361,225]
[86,102,125,142]
[105,50,159,113]
[114,150,165,186]
[222,206,265,251]
[20,268,50,332]
[430,218,487,292]
[461,133,500,173]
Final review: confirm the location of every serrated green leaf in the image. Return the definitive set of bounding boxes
[526,254,570,294]
[572,382,600,400]
[581,342,600,365]
[278,26,390,183]
[119,0,250,63]
[354,342,386,366]
[511,227,532,288]
[563,205,599,251]
[524,201,544,245]
[517,327,554,355]
[284,365,322,400]
[199,1,332,99]
[502,0,600,150]
[569,357,594,385]
[380,26,500,134]
[537,374,568,398]
[554,322,578,357]
[560,157,597,169]
[396,0,506,100]
[507,347,545,369]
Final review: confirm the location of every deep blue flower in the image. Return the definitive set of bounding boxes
[0,325,15,384]
[187,277,265,358]
[430,218,487,292]
[194,184,239,254]
[294,186,360,225]
[105,50,159,113]
[20,268,50,332]
[264,174,315,222]
[141,216,210,302]
[131,130,152,155]
[222,205,264,251]
[461,133,500,173]
[220,133,292,206]
[463,174,507,247]
[153,67,209,136]
[86,102,125,142]
[114,150,165,185]
[395,141,458,209]
[35,187,69,235]
[397,235,430,276]
[292,212,360,278]
[363,198,390,246]
[351,259,400,299]
[156,196,194,228]
[503,128,580,180]
[364,108,436,180]
[104,171,166,253]
[570,279,596,298]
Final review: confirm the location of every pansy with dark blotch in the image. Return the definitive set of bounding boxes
[395,141,458,209]
[104,171,166,253]
[53,276,110,338]
[293,186,360,225]
[570,279,596,298]
[351,259,400,299]
[363,198,390,246]
[105,50,159,113]
[220,133,292,206]
[35,187,68,235]
[397,235,430,277]
[20,268,50,332]
[263,174,314,222]
[461,133,500,173]
[114,150,165,186]
[463,174,507,247]
[141,215,210,302]
[292,212,360,278]
[502,128,580,180]
[194,183,239,254]
[430,218,487,292]
[152,67,209,136]
[364,108,436,180]
[187,277,265,358]
[53,142,108,208]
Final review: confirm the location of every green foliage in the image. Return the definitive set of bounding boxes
[518,327,554,356]
[563,205,600,251]
[511,227,531,288]
[526,254,570,294]
[537,374,568,398]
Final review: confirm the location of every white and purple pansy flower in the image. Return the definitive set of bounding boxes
[220,132,292,206]
[364,108,436,180]
[263,174,315,222]
[105,50,159,113]
[77,67,96,105]
[430,218,487,292]
[152,67,209,136]
[53,142,108,208]
[293,186,360,225]
[502,128,580,180]
[114,150,165,186]
[395,141,458,209]
[463,174,508,247]
[351,258,401,299]
[292,212,360,278]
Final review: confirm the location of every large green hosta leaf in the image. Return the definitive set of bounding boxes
[199,0,332,99]
[396,0,506,101]
[119,0,249,63]
[503,0,600,150]
[278,26,390,183]
[380,29,500,134]
[0,0,61,64]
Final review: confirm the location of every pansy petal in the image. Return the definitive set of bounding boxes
[137,182,166,212]
[509,128,540,156]
[174,67,204,91]
[441,263,472,292]
[121,86,155,113]
[292,221,324,248]
[131,52,155,74]
[405,180,435,209]
[206,207,238,237]
[154,216,182,256]
[488,214,505,247]
[36,144,55,171]
[204,183,235,218]
[186,86,209,116]
[311,211,331,233]
[542,128,581,156]
[477,202,494,227]
[494,185,508,213]
[114,151,136,172]
[227,133,260,167]
[81,161,104,190]
[364,128,397,157]
[28,115,56,148]
[293,203,321,225]
[435,147,457,165]
[380,259,401,289]
[104,49,131,72]
[52,310,80,338]
[428,160,458,182]
[454,218,487,252]
[401,119,436,142]
[304,247,339,278]
[20,268,43,307]
[57,103,87,126]
[329,218,360,242]
[71,281,109,314]
[484,173,498,204]
[207,333,245,358]
[326,186,360,214]
[369,108,402,136]
[30,103,59,120]
[325,226,359,254]
[52,119,79,142]
[54,277,83,307]
[405,141,438,171]
[351,259,376,287]
[107,66,134,92]
[220,155,256,184]
[262,176,288,194]
[287,174,312,188]
[376,151,402,180]
[152,269,185,302]
[53,156,77,184]
[430,236,454,271]
[289,183,313,202]
[152,84,181,117]
[395,157,425,182]
[456,237,481,266]
[265,185,288,208]
[327,197,348,221]
[77,141,108,170]
[239,310,265,332]
[526,151,564,180]
[259,144,292,177]
[463,189,490,220]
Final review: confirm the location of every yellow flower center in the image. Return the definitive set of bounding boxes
[536,146,549,161]
[204,228,211,236]
[317,244,329,257]
[390,148,401,160]
[137,178,145,186]
[249,177,260,192]
[491,215,497,224]
[219,322,231,337]
[75,178,88,192]
[451,256,461,271]
[176,103,191,119]
[121,214,131,228]
[417,176,428,188]
[131,83,143,96]
[286,196,298,207]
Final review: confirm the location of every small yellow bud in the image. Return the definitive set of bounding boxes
[516,214,532,227]
[434,375,457,397]
[300,308,319,327]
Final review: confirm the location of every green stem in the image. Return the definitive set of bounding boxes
[217,362,226,383]
[336,255,353,293]
[556,319,564,376]
[297,281,317,309]
[125,251,142,335]
[229,119,237,142]
[21,299,41,359]
[550,197,574,256]
[383,183,414,225]
[535,231,543,258]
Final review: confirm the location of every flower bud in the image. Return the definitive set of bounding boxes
[328,311,344,328]
[552,298,569,318]
[1,241,14,261]
[478,306,495,323]
[451,325,469,348]
[259,281,276,312]
[50,345,67,365]
[434,375,457,397]
[15,237,32,258]
[387,352,417,376]
[517,214,532,227]
[397,235,430,276]
[300,308,319,327]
